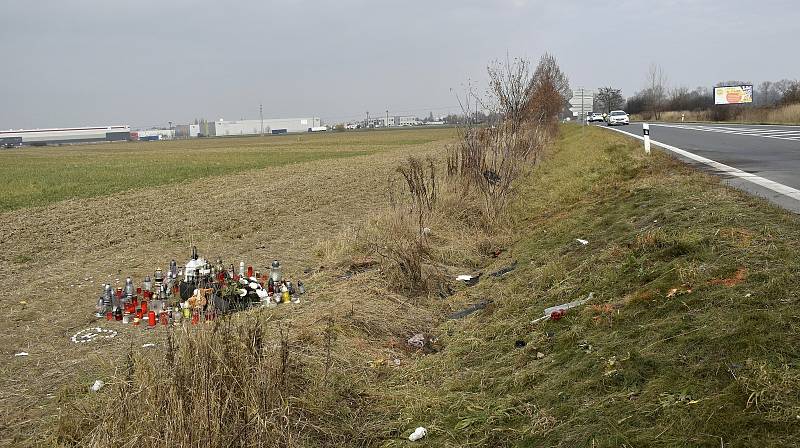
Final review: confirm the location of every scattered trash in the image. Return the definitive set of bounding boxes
[14,352,29,357]
[490,261,518,278]
[19,300,27,305]
[531,293,594,324]
[408,427,427,442]
[483,169,500,185]
[576,239,589,245]
[407,333,426,349]
[448,301,488,319]
[514,340,526,348]
[141,343,156,348]
[456,274,481,286]
[89,380,104,393]
[578,341,593,353]
[71,327,118,344]
[745,293,752,298]
[392,358,401,366]
[536,352,546,359]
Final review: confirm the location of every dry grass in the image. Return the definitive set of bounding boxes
[632,103,800,124]
[0,128,455,447]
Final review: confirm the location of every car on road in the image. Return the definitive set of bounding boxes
[587,112,604,123]
[606,110,630,126]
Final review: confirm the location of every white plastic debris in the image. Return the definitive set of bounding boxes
[142,343,156,348]
[14,352,29,357]
[409,427,427,442]
[576,239,589,245]
[90,380,104,392]
[407,333,425,349]
[71,327,118,344]
[456,274,474,282]
[531,293,595,323]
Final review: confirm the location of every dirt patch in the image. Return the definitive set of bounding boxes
[708,267,748,287]
[0,131,453,446]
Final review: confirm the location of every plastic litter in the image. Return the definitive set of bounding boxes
[456,273,481,286]
[576,239,589,245]
[409,427,427,442]
[531,293,594,324]
[90,380,104,392]
[14,352,29,357]
[407,333,426,349]
[490,261,518,278]
[448,301,489,319]
[142,343,156,348]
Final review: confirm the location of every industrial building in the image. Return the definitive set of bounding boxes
[206,117,321,136]
[0,125,130,147]
[174,124,200,139]
[363,116,419,128]
[131,129,176,141]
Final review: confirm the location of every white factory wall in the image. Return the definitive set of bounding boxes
[212,118,321,136]
[0,126,130,143]
[137,129,175,139]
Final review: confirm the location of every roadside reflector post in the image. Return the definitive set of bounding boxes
[642,123,651,154]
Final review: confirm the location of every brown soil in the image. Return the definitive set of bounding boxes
[0,136,450,446]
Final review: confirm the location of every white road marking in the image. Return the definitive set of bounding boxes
[603,126,800,202]
[653,123,800,141]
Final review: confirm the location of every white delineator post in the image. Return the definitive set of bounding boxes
[642,123,651,154]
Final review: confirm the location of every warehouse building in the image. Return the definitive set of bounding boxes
[0,125,130,147]
[209,117,321,136]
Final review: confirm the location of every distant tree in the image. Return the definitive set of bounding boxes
[645,64,668,119]
[667,86,712,111]
[524,53,571,126]
[595,87,625,114]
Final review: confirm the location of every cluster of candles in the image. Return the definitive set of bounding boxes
[94,248,304,328]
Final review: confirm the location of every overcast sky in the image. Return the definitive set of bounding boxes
[1,0,798,129]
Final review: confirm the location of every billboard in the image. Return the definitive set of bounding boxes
[714,85,753,105]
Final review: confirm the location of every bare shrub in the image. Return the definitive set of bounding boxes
[395,156,437,216]
[364,209,444,297]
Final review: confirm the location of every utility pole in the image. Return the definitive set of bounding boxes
[366,111,369,128]
[386,109,389,128]
[260,104,264,136]
[579,88,584,126]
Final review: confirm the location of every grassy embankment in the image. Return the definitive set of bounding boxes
[631,103,800,125]
[55,125,800,447]
[0,130,448,212]
[379,125,800,446]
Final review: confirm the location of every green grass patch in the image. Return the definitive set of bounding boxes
[380,125,800,447]
[0,128,455,212]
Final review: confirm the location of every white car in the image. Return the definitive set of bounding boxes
[606,110,630,126]
[587,112,604,123]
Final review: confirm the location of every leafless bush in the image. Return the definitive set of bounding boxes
[396,156,437,215]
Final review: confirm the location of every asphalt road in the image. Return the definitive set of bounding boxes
[598,122,800,212]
